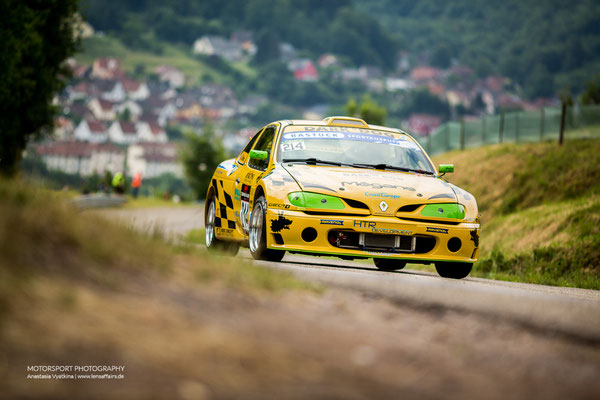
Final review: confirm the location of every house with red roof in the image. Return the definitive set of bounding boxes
[410,66,442,83]
[74,119,109,143]
[290,59,318,82]
[136,120,167,143]
[88,98,117,121]
[121,78,150,100]
[108,121,139,144]
[91,58,124,80]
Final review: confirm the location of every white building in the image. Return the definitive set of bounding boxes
[74,119,108,143]
[122,79,150,101]
[154,65,185,89]
[136,120,168,143]
[192,36,243,62]
[35,141,124,176]
[88,98,117,121]
[108,121,138,145]
[127,143,182,178]
[116,100,143,121]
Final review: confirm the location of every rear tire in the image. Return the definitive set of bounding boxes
[435,262,472,279]
[205,198,240,256]
[373,258,406,271]
[249,195,285,262]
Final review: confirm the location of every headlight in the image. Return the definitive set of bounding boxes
[421,203,465,219]
[288,191,345,210]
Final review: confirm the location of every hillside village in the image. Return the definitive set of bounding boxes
[35,29,558,182]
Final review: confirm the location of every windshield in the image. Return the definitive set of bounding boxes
[277,126,434,173]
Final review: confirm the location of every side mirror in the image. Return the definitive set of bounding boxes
[438,164,454,174]
[249,150,268,160]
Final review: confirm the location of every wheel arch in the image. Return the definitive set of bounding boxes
[205,184,216,222]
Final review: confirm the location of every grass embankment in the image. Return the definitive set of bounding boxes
[0,179,314,318]
[432,138,600,289]
[0,178,333,399]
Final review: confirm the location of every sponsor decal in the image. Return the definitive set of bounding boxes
[216,227,234,237]
[282,129,418,149]
[240,184,251,234]
[234,188,241,201]
[365,192,404,200]
[268,203,291,209]
[372,228,412,235]
[354,221,376,228]
[321,219,344,225]
[342,181,416,191]
[245,172,255,181]
[426,227,448,234]
[281,141,306,152]
[283,132,345,140]
[270,213,292,233]
[470,229,480,247]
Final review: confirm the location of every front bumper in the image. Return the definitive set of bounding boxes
[266,209,479,263]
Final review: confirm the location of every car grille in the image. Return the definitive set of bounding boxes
[328,230,436,254]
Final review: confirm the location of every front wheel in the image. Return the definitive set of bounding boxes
[435,262,472,279]
[205,198,239,256]
[373,258,406,271]
[249,196,285,262]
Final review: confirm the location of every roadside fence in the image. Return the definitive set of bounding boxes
[415,103,600,156]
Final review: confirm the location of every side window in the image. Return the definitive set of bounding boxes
[237,130,261,165]
[248,126,276,170]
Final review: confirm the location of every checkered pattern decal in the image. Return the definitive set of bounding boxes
[213,179,237,230]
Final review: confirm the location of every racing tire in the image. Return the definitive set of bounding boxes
[435,262,472,279]
[373,258,406,271]
[249,195,285,262]
[205,198,240,256]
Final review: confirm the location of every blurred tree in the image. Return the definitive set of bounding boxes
[0,0,79,176]
[181,122,227,200]
[430,45,452,68]
[345,95,387,125]
[580,74,600,105]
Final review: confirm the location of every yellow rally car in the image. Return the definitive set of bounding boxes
[205,116,480,279]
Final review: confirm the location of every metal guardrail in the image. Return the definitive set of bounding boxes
[72,194,127,210]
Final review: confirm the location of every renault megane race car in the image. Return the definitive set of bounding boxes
[205,116,480,279]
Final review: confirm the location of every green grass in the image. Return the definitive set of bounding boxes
[183,228,206,245]
[76,35,255,86]
[433,138,600,289]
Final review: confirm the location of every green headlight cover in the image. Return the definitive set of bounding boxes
[288,192,345,209]
[421,203,465,219]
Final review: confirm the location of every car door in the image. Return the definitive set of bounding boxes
[233,124,278,236]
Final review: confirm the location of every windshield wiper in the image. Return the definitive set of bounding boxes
[351,163,434,175]
[282,158,344,166]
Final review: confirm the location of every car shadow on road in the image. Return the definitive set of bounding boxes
[278,259,436,278]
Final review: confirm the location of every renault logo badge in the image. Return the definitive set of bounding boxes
[379,201,389,212]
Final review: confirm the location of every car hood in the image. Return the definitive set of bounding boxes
[281,164,461,214]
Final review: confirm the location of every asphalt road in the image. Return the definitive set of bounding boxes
[100,205,600,343]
